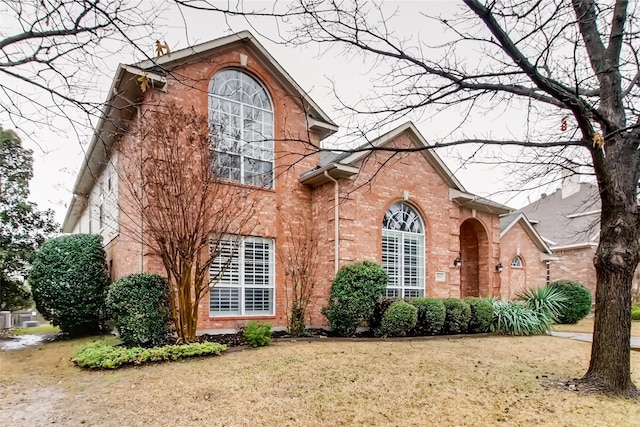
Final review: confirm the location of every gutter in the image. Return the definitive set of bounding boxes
[324,171,340,274]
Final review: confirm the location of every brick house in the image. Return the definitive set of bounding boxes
[498,212,555,299]
[61,31,541,332]
[504,176,639,298]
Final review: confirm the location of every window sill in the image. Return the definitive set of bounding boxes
[218,180,277,193]
[208,315,276,320]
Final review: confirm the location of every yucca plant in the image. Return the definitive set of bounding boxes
[490,299,548,336]
[516,285,567,322]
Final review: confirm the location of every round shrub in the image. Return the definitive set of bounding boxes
[443,299,471,334]
[632,306,640,321]
[464,297,493,333]
[549,280,592,324]
[369,297,398,331]
[375,300,418,337]
[106,273,171,347]
[323,261,388,336]
[29,234,110,336]
[410,298,446,335]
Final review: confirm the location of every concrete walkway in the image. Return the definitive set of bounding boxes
[549,331,640,351]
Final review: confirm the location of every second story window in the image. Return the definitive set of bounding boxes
[208,69,274,188]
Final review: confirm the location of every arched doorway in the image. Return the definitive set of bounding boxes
[459,219,490,297]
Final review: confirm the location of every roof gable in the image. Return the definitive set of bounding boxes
[516,183,600,246]
[134,31,337,136]
[500,212,553,255]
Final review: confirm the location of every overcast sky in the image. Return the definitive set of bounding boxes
[5,1,572,225]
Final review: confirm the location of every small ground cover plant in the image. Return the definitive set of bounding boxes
[72,340,227,369]
[243,321,273,347]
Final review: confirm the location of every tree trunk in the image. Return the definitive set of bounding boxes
[583,133,640,397]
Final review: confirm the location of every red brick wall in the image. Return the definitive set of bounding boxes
[110,44,321,331]
[499,222,548,299]
[550,246,597,296]
[309,133,502,323]
[109,43,505,332]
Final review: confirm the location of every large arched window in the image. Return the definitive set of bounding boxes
[209,69,274,188]
[382,203,425,298]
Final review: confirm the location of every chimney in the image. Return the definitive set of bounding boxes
[561,170,581,199]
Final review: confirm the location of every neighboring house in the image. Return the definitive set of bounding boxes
[61,31,547,332]
[504,176,639,297]
[498,212,555,299]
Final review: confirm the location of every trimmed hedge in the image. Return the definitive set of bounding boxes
[465,297,493,333]
[410,298,446,335]
[106,273,171,347]
[323,261,388,336]
[375,300,417,337]
[550,280,592,324]
[29,234,110,336]
[443,299,471,334]
[72,341,227,369]
[370,297,398,331]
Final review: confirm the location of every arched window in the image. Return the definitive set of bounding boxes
[382,203,425,298]
[511,256,523,268]
[209,69,274,188]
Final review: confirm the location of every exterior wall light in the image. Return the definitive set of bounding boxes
[495,262,504,273]
[453,253,462,269]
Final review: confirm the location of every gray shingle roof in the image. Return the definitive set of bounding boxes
[516,183,600,246]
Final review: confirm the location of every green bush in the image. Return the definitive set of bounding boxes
[516,285,567,322]
[443,299,471,334]
[243,321,272,347]
[464,297,493,333]
[549,280,592,324]
[490,299,549,336]
[323,261,388,336]
[375,300,418,337]
[410,298,446,335]
[369,297,398,331]
[631,305,640,321]
[72,340,227,369]
[29,234,110,336]
[106,274,171,347]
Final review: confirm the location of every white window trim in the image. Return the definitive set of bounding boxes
[208,70,275,189]
[383,229,426,299]
[209,236,275,317]
[510,256,523,268]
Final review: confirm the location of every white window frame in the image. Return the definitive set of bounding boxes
[511,256,523,268]
[209,236,275,317]
[382,203,426,299]
[208,69,274,189]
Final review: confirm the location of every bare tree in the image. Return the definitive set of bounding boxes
[1,0,159,136]
[175,0,640,396]
[278,214,318,337]
[119,102,259,343]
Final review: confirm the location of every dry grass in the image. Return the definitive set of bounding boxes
[552,317,640,336]
[1,335,640,426]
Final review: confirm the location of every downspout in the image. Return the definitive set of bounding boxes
[324,171,339,274]
[134,104,144,273]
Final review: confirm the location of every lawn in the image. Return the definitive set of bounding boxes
[552,317,640,336]
[1,334,640,426]
[11,324,59,335]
